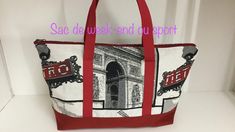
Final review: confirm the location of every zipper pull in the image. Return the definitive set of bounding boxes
[34,39,46,45]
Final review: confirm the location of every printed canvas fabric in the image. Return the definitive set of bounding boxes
[35,44,197,118]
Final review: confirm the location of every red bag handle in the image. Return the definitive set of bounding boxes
[83,0,155,117]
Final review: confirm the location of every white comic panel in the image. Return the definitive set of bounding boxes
[152,46,197,114]
[52,99,83,117]
[48,44,84,100]
[93,107,162,118]
[52,100,162,118]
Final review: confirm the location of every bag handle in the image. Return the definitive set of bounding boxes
[83,0,155,117]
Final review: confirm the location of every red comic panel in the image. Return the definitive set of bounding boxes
[157,62,193,96]
[43,59,73,80]
[163,64,191,87]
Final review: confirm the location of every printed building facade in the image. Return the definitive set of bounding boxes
[93,46,144,109]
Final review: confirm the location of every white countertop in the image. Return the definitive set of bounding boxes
[0,92,235,132]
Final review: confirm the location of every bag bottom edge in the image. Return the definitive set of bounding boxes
[54,107,177,130]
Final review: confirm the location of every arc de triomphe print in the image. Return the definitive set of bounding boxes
[93,46,144,109]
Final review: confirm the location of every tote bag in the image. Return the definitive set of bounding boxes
[34,0,198,130]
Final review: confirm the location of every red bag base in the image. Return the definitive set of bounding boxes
[54,107,177,130]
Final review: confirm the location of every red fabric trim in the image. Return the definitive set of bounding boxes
[156,44,196,48]
[54,107,177,130]
[83,0,99,117]
[34,39,197,47]
[137,0,155,116]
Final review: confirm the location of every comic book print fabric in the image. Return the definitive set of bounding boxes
[35,43,197,117]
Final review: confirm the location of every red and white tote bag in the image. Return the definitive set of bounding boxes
[34,0,198,130]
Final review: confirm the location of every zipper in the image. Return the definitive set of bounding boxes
[34,39,196,48]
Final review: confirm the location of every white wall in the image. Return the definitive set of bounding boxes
[0,0,67,95]
[0,0,234,95]
[189,0,235,91]
[0,40,12,110]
